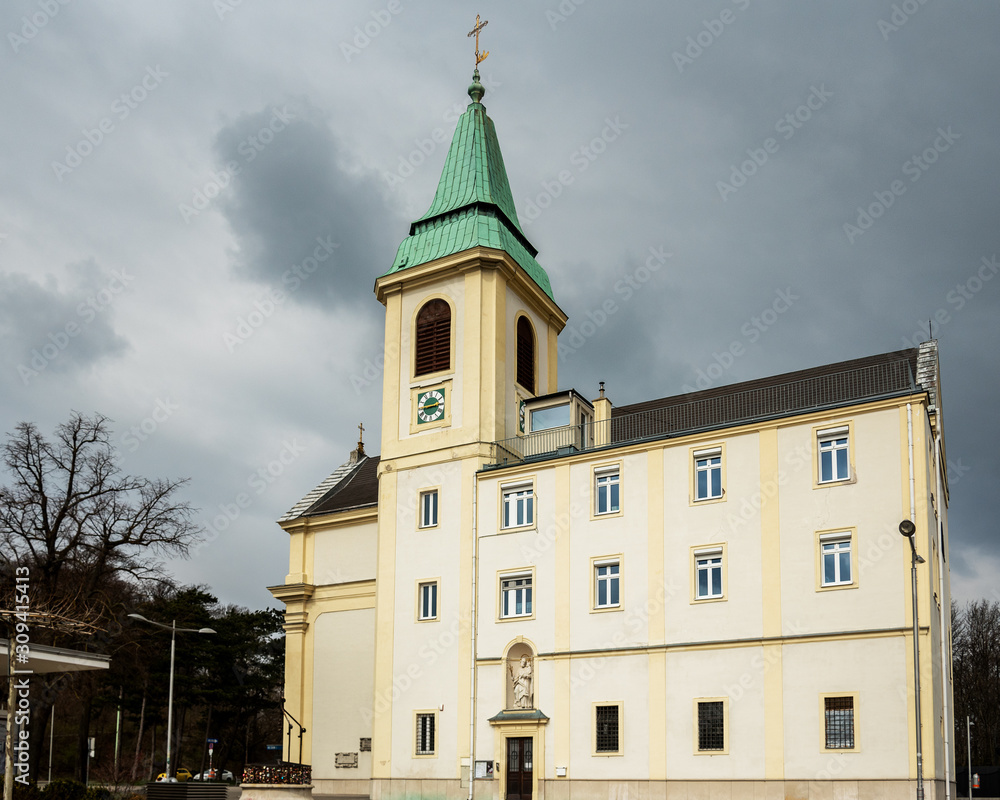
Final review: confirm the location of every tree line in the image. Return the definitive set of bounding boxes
[1,412,284,785]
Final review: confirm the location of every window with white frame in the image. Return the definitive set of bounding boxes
[594,560,620,609]
[501,481,534,528]
[500,573,533,618]
[694,448,723,500]
[419,489,438,528]
[418,581,438,620]
[415,712,436,755]
[595,466,620,515]
[818,427,850,483]
[694,547,724,600]
[824,695,855,750]
[820,533,853,586]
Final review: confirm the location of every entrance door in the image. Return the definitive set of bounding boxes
[506,737,533,800]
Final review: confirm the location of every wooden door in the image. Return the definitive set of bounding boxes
[506,737,533,800]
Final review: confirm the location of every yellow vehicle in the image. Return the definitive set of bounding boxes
[156,768,193,782]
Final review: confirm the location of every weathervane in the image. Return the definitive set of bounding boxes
[468,14,489,67]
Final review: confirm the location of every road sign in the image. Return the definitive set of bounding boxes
[266,745,282,751]
[207,738,218,744]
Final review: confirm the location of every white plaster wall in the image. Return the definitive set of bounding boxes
[566,652,650,779]
[567,453,650,650]
[663,646,767,780]
[312,608,375,780]
[782,636,910,779]
[390,461,468,779]
[777,408,907,635]
[311,519,377,586]
[397,276,466,441]
[662,433,765,643]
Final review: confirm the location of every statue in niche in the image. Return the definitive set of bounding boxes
[508,655,533,709]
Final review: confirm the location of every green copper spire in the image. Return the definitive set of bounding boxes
[385,72,554,300]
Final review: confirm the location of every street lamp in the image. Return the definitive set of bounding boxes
[967,716,974,800]
[899,520,925,800]
[128,614,216,781]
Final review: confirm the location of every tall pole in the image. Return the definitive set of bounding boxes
[909,537,924,800]
[48,705,54,783]
[166,621,177,780]
[967,716,972,800]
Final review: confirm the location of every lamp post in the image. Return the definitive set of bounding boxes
[899,520,925,800]
[967,716,973,800]
[128,614,216,781]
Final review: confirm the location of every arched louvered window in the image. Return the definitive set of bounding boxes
[516,316,535,393]
[415,299,451,376]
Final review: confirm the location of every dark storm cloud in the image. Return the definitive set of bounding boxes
[212,99,402,310]
[0,260,130,386]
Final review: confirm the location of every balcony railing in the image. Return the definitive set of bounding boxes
[487,358,915,468]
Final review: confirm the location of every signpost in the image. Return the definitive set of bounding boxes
[207,739,218,778]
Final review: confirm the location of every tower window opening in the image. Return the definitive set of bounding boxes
[415,299,451,376]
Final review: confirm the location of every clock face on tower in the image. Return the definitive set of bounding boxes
[416,389,446,424]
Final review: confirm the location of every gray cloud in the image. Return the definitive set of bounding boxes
[0,260,130,385]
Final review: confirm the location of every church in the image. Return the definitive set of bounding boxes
[269,55,955,800]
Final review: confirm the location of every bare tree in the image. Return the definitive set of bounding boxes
[0,411,201,782]
[953,599,1000,769]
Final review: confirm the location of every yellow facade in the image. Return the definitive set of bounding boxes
[269,75,953,800]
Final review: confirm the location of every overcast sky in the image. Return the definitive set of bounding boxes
[3,1,998,612]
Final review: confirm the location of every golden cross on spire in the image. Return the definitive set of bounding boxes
[358,422,365,443]
[467,14,489,67]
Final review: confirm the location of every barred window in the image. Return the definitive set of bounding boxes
[595,705,620,753]
[824,696,855,749]
[415,713,435,755]
[415,299,451,376]
[516,316,535,393]
[697,701,725,751]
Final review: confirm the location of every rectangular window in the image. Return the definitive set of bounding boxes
[821,535,852,586]
[694,448,723,500]
[695,550,724,599]
[595,467,620,515]
[415,713,435,755]
[501,574,533,618]
[697,700,725,752]
[594,704,621,754]
[818,428,850,483]
[824,696,855,750]
[595,561,620,609]
[418,581,438,620]
[419,489,438,528]
[502,482,534,529]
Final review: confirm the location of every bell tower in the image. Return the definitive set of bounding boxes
[369,50,567,795]
[374,69,567,464]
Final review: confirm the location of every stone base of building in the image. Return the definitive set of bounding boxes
[364,778,952,800]
[309,779,371,798]
[238,784,314,800]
